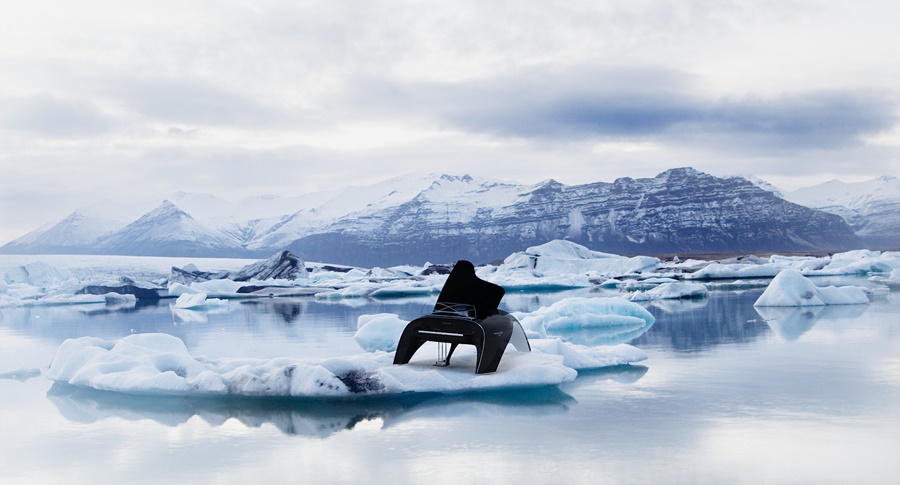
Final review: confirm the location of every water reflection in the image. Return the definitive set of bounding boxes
[47,383,577,438]
[548,321,654,346]
[756,304,869,341]
[0,367,42,382]
[633,291,771,352]
[642,297,709,314]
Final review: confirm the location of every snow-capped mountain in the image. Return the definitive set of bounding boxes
[1,169,865,265]
[1,199,157,254]
[284,169,860,266]
[783,176,900,249]
[94,200,247,257]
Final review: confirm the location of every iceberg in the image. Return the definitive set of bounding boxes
[813,249,893,276]
[3,260,75,287]
[688,262,782,280]
[169,250,309,285]
[484,240,659,290]
[45,332,647,398]
[353,313,409,352]
[628,281,709,301]
[754,270,870,307]
[172,293,228,310]
[513,297,655,338]
[870,269,900,289]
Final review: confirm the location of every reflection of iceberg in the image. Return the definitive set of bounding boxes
[514,297,654,339]
[546,320,653,346]
[627,282,709,301]
[171,308,210,324]
[0,367,43,382]
[645,298,709,314]
[561,364,649,392]
[756,305,869,341]
[756,306,821,341]
[46,333,646,398]
[47,382,575,438]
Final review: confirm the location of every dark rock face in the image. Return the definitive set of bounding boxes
[2,169,865,265]
[169,250,308,285]
[288,168,861,266]
[226,250,306,281]
[76,284,162,301]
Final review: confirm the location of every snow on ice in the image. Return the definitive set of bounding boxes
[479,240,659,290]
[44,332,647,398]
[627,281,709,301]
[754,269,870,307]
[353,313,409,352]
[172,293,228,310]
[3,242,898,309]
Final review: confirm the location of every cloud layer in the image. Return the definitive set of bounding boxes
[1,0,899,242]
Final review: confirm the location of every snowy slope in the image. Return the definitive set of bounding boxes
[246,173,441,251]
[1,199,157,254]
[1,169,866,263]
[95,201,246,257]
[784,176,900,248]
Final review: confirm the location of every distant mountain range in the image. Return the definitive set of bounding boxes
[3,167,895,266]
[781,176,900,250]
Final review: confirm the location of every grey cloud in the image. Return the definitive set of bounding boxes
[99,77,299,127]
[348,67,897,153]
[0,94,113,137]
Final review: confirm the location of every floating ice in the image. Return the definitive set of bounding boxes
[3,260,74,287]
[512,297,655,338]
[814,250,895,276]
[689,262,782,280]
[754,270,870,307]
[870,269,900,289]
[314,285,375,300]
[628,281,709,301]
[172,293,228,310]
[484,240,659,290]
[103,293,136,305]
[368,281,440,299]
[353,313,409,352]
[529,339,647,371]
[46,332,647,398]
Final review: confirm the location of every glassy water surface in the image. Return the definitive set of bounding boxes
[2,272,899,484]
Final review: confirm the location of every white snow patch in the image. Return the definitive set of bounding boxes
[46,330,649,398]
[172,293,228,310]
[628,281,709,301]
[512,297,655,337]
[754,270,870,307]
[353,313,409,352]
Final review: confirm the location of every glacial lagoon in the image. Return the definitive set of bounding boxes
[1,257,899,484]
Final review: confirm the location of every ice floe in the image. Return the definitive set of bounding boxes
[512,297,654,337]
[4,243,899,308]
[353,313,409,352]
[171,293,228,310]
[480,240,658,290]
[45,333,645,398]
[754,270,870,307]
[688,262,782,280]
[628,281,709,301]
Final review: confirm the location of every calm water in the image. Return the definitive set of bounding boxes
[2,281,899,484]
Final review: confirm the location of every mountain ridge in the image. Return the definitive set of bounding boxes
[2,168,889,265]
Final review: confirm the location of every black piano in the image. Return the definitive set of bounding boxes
[393,260,530,374]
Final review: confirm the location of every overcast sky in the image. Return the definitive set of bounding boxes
[1,0,899,244]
